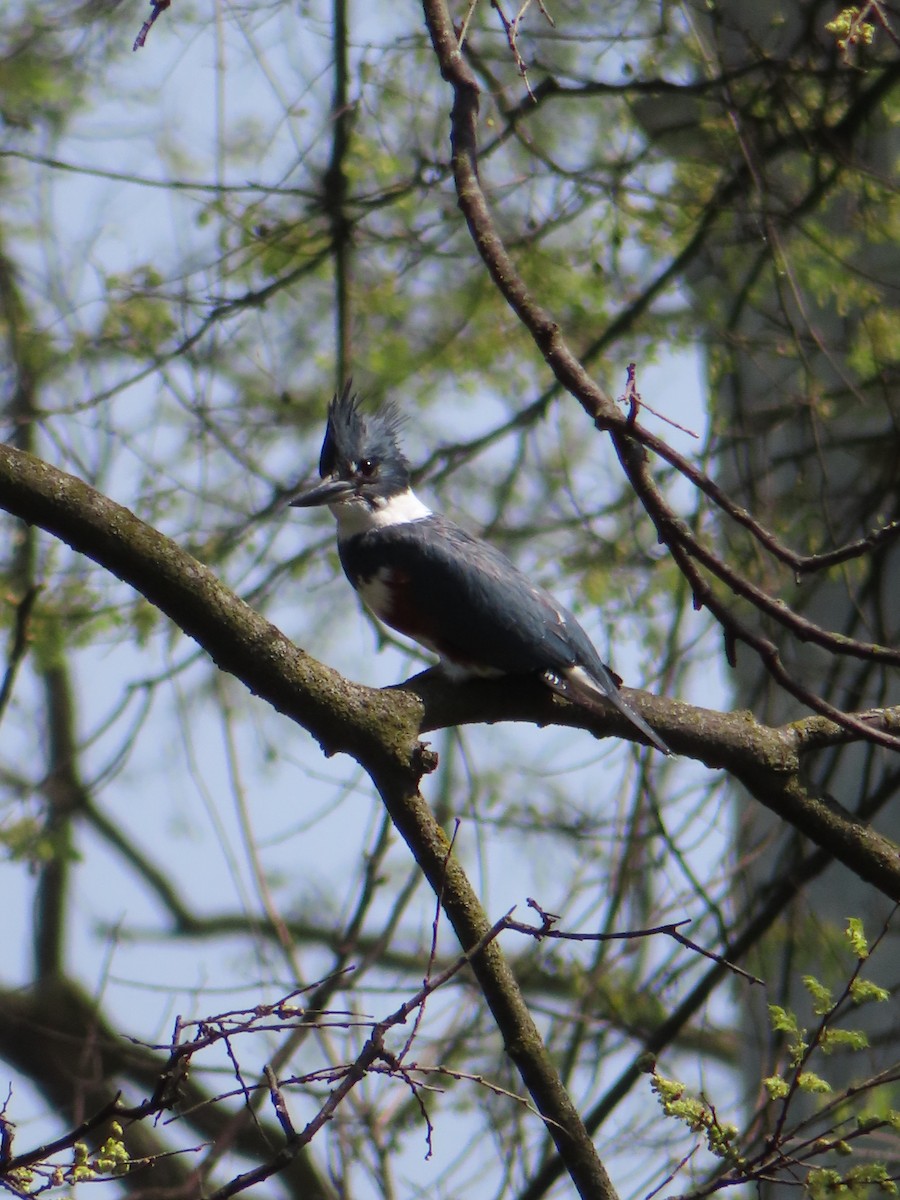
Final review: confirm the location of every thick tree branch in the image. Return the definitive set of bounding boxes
[0,444,424,777]
[0,442,897,900]
[404,669,900,902]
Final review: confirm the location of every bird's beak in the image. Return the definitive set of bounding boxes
[288,477,355,508]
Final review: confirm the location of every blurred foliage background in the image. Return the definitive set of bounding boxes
[0,1,898,1197]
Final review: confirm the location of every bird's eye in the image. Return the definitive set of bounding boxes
[358,458,377,478]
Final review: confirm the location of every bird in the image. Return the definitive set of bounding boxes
[289,384,670,755]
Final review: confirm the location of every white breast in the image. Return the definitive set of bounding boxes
[334,488,432,541]
[356,568,395,622]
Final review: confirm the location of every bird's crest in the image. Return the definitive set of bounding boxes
[319,382,408,479]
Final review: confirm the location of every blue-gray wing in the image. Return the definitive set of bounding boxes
[341,515,671,753]
[339,514,618,692]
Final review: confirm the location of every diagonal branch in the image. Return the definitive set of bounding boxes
[0,441,898,905]
[418,0,900,754]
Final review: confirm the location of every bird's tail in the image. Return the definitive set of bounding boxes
[542,666,671,755]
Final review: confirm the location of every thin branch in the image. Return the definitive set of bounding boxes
[133,0,171,51]
[507,906,763,984]
[205,914,513,1200]
[0,583,40,726]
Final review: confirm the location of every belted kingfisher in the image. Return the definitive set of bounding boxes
[290,385,670,755]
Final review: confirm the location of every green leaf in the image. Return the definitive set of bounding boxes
[802,974,834,1015]
[769,1004,799,1034]
[845,917,869,959]
[789,1037,810,1067]
[763,1075,790,1100]
[849,979,889,1005]
[820,1028,869,1054]
[845,1164,897,1196]
[797,1071,832,1094]
[1,817,55,864]
[808,1167,843,1200]
[649,1072,685,1105]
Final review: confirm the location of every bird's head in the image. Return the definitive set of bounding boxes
[289,383,412,519]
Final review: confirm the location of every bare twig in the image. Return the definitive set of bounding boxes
[206,915,512,1199]
[263,1066,295,1140]
[621,363,699,439]
[509,907,762,985]
[133,0,171,51]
